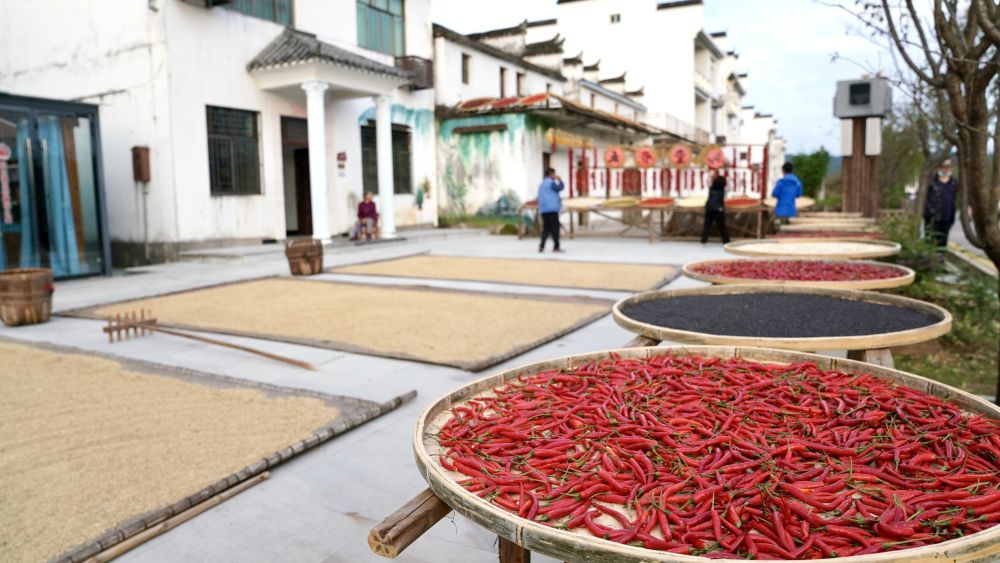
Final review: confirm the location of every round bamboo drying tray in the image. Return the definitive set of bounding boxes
[780,223,881,233]
[725,239,900,259]
[789,216,876,225]
[674,197,706,208]
[800,211,864,219]
[563,197,605,210]
[763,196,815,209]
[414,345,999,563]
[681,258,916,290]
[612,285,950,351]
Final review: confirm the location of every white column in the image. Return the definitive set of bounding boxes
[302,81,331,240]
[374,93,396,236]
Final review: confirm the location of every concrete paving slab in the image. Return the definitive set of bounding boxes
[4,233,735,562]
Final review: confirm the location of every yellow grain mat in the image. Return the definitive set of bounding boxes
[331,255,677,292]
[89,279,609,370]
[0,341,338,563]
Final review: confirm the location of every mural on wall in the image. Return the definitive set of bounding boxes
[437,113,547,217]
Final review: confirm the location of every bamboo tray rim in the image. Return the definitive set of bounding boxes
[611,285,951,351]
[799,211,865,218]
[681,258,916,290]
[413,345,1000,563]
[789,216,876,224]
[725,239,901,259]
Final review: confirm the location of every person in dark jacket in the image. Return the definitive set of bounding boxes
[923,159,957,246]
[701,172,730,244]
[537,167,565,253]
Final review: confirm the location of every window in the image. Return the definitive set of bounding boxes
[357,0,405,56]
[614,103,620,115]
[610,13,621,23]
[223,0,292,25]
[206,106,261,195]
[516,73,525,96]
[590,93,596,108]
[499,67,507,97]
[360,124,412,195]
[546,82,552,94]
[461,53,470,84]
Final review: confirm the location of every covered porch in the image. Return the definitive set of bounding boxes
[248,29,415,238]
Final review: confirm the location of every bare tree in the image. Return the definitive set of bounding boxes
[849,0,999,264]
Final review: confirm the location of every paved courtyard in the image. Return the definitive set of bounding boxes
[4,231,753,563]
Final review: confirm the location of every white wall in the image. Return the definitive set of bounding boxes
[434,37,562,106]
[555,0,702,127]
[0,0,176,245]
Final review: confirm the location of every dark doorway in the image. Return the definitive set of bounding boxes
[281,117,310,236]
[542,152,551,179]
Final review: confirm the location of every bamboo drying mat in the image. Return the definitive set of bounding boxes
[68,278,612,371]
[328,254,680,292]
[0,339,413,563]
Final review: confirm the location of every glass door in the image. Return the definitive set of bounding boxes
[0,98,107,278]
[0,108,38,271]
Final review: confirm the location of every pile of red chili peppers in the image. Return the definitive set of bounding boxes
[435,354,1000,559]
[690,260,907,282]
[725,197,761,207]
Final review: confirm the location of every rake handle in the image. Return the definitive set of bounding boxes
[146,325,319,371]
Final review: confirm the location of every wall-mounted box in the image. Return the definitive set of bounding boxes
[833,78,892,119]
[131,146,150,183]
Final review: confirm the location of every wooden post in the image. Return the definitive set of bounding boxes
[498,536,530,563]
[847,348,895,369]
[841,118,880,218]
[368,488,452,558]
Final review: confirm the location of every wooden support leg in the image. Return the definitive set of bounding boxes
[847,348,895,369]
[623,335,661,348]
[368,488,452,558]
[498,536,530,563]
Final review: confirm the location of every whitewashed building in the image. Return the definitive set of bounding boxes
[0,0,437,266]
[433,22,659,214]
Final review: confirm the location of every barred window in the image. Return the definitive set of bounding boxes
[361,124,412,195]
[223,0,292,25]
[206,106,261,196]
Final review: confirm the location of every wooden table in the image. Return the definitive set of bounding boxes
[649,205,769,241]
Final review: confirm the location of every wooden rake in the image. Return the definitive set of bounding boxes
[103,309,318,371]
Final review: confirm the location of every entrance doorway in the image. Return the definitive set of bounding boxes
[0,94,109,278]
[281,117,311,236]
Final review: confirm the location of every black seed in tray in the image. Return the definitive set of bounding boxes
[620,293,940,338]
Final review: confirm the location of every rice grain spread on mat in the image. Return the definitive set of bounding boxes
[619,294,939,338]
[689,260,908,282]
[0,341,338,563]
[433,354,1000,559]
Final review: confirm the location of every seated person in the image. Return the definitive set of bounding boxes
[351,192,379,240]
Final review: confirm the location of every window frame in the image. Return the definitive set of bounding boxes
[360,122,413,196]
[206,105,263,197]
[516,72,525,96]
[357,0,406,57]
[499,67,507,97]
[461,53,471,85]
[610,13,621,23]
[223,0,293,26]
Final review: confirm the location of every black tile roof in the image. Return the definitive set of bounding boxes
[599,72,626,84]
[583,61,600,71]
[563,52,584,65]
[247,28,411,80]
[657,0,703,9]
[525,35,565,56]
[526,18,557,27]
[468,20,527,40]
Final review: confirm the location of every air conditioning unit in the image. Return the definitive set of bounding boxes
[833,78,891,119]
[179,0,235,8]
[395,56,434,90]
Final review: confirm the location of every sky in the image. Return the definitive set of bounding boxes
[431,0,893,154]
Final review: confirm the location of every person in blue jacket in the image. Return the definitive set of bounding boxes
[771,162,803,220]
[537,167,565,253]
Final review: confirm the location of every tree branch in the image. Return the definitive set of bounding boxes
[882,0,944,85]
[971,0,1000,46]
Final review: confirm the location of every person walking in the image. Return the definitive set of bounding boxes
[923,159,957,246]
[771,162,804,222]
[537,167,565,253]
[701,171,730,244]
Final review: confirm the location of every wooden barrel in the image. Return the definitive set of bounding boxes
[284,240,323,276]
[612,284,950,351]
[0,268,54,327]
[681,258,916,290]
[414,345,1000,562]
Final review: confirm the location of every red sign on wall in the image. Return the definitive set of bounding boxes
[703,146,726,169]
[604,147,625,168]
[668,144,692,168]
[634,147,657,168]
